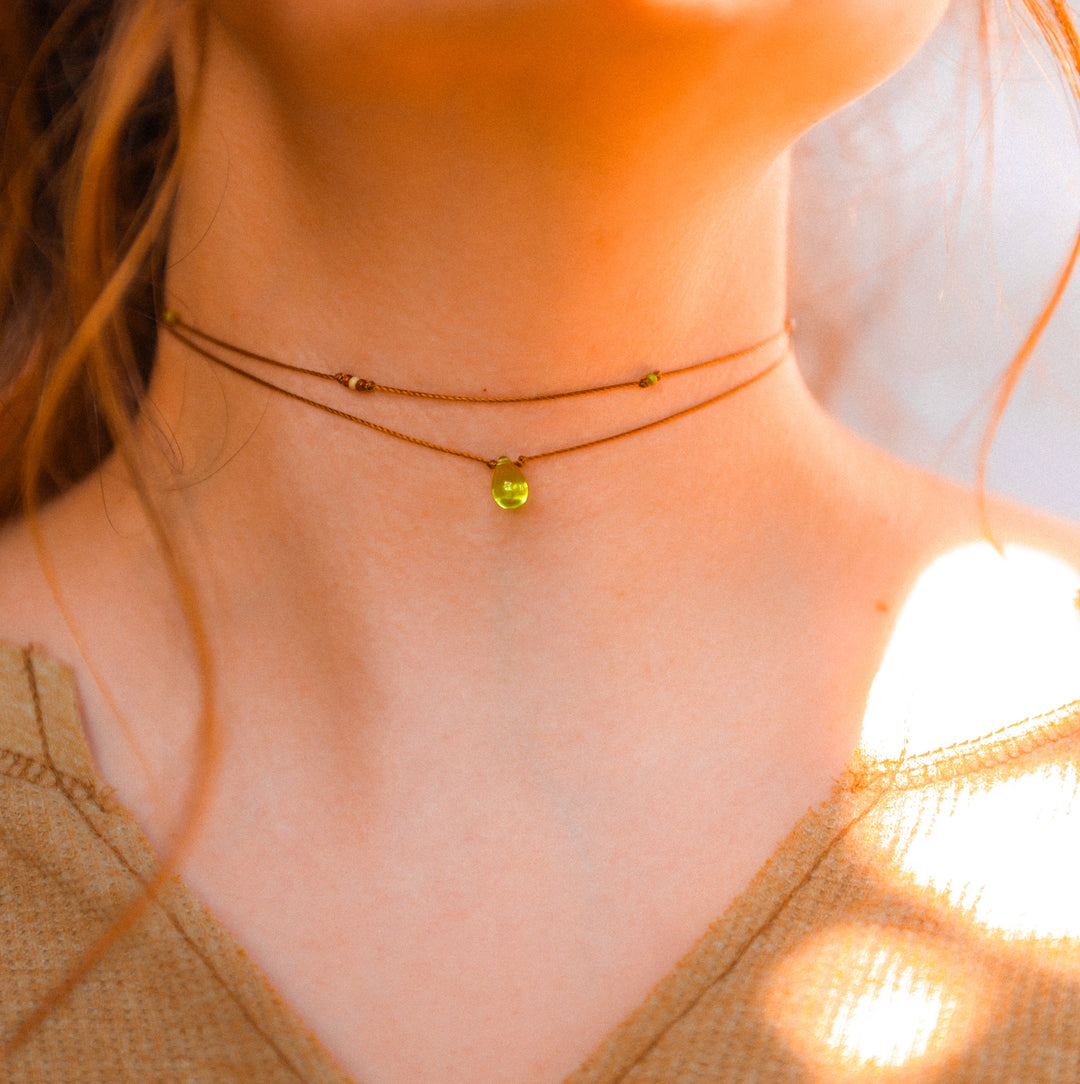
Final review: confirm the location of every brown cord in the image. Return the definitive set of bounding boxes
[162,316,791,472]
[163,310,791,403]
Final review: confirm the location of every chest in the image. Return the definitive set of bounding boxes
[167,728,850,1084]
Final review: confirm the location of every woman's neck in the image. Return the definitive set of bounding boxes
[8,0,964,841]
[133,5,829,686]
[162,4,789,401]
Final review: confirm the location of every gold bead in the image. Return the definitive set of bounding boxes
[491,457,528,509]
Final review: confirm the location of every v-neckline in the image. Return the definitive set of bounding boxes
[15,641,1080,1083]
[12,642,880,1083]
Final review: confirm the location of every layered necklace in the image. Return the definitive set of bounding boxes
[162,310,791,510]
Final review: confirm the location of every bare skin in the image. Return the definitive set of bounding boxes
[3,1,1080,1081]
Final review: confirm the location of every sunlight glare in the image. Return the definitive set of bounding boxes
[880,764,1080,940]
[860,543,1080,761]
[823,964,946,1068]
[765,926,982,1079]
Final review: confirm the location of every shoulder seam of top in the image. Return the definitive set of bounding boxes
[851,698,1080,790]
[7,647,320,1083]
[0,745,120,813]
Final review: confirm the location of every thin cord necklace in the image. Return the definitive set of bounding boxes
[162,310,791,510]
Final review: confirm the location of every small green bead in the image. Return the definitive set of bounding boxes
[640,371,660,387]
[491,457,528,510]
[163,309,177,325]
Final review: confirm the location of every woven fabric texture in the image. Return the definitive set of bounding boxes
[2,639,1080,1083]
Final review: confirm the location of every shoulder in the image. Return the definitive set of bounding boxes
[983,488,1080,566]
[0,510,98,785]
[0,480,133,770]
[860,479,1080,761]
[0,508,77,674]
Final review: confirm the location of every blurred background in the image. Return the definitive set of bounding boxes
[790,0,1080,521]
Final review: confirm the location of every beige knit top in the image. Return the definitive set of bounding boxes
[3,543,1080,1082]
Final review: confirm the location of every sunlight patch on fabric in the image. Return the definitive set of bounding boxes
[860,763,1080,945]
[764,925,986,1080]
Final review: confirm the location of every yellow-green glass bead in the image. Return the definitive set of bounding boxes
[640,371,660,387]
[491,457,528,510]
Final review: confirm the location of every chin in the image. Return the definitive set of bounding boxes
[196,0,953,147]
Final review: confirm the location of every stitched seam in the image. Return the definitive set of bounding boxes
[851,699,1080,790]
[607,779,894,1082]
[589,707,1080,1078]
[0,747,118,813]
[606,705,1080,1077]
[16,650,315,1084]
[898,698,1080,766]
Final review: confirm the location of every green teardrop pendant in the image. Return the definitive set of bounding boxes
[491,457,529,509]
